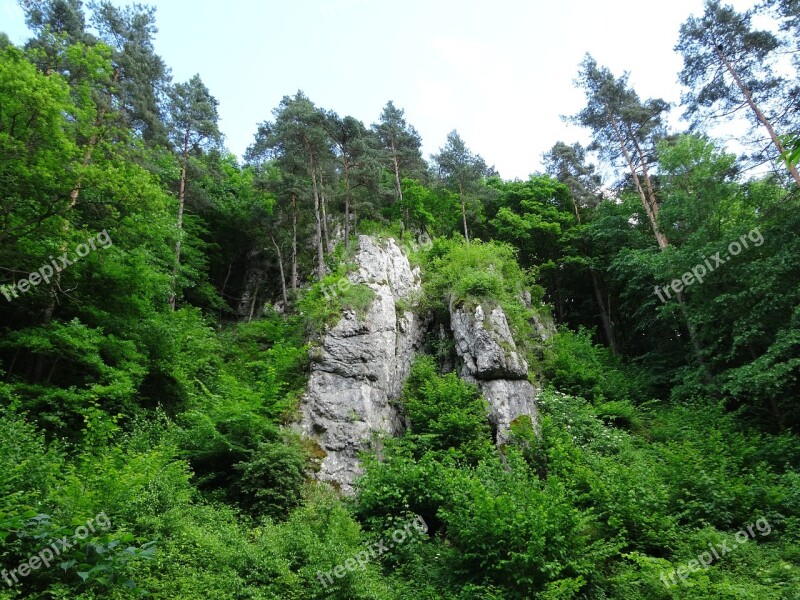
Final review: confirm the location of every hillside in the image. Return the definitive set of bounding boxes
[2,1,800,598]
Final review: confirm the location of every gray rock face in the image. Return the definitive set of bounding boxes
[450,302,540,444]
[451,303,529,380]
[299,236,424,494]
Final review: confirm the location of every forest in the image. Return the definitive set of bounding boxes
[1,0,799,598]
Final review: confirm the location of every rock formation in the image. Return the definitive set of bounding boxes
[299,235,545,493]
[298,236,424,494]
[450,302,540,443]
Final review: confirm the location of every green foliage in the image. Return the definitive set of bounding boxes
[171,313,310,506]
[438,453,610,598]
[395,178,437,231]
[0,511,156,596]
[0,411,64,512]
[296,265,376,335]
[0,46,77,241]
[0,319,145,440]
[218,313,309,421]
[781,133,800,167]
[2,7,800,598]
[484,175,574,270]
[401,356,493,463]
[233,437,306,520]
[541,327,644,404]
[421,237,544,353]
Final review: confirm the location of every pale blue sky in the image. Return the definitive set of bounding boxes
[0,0,755,179]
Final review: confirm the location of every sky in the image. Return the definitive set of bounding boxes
[0,0,757,180]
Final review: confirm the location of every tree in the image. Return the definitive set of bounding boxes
[19,0,111,209]
[572,55,669,249]
[166,75,221,310]
[0,46,80,246]
[544,142,618,353]
[324,112,371,250]
[89,0,170,144]
[543,142,602,220]
[20,0,94,74]
[432,130,488,242]
[9,25,122,326]
[22,0,87,37]
[260,166,303,302]
[572,55,707,370]
[677,0,800,186]
[248,92,332,281]
[396,178,438,234]
[372,101,426,204]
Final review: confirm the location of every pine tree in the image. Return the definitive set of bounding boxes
[166,75,221,309]
[432,130,488,242]
[372,101,425,204]
[677,0,800,186]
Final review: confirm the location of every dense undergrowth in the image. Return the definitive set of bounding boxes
[3,3,800,595]
[1,238,799,599]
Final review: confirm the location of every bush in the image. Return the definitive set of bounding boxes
[542,327,644,404]
[234,437,306,520]
[421,238,544,352]
[401,356,493,463]
[296,266,376,336]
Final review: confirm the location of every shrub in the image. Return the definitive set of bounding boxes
[421,237,544,354]
[233,437,306,520]
[401,356,493,463]
[541,327,644,404]
[296,266,376,337]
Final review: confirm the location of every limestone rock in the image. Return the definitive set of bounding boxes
[450,303,528,380]
[299,236,424,494]
[450,301,540,444]
[480,379,540,444]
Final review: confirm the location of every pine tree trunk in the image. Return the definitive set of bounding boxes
[344,163,351,251]
[460,185,469,242]
[34,74,118,381]
[590,270,618,355]
[64,70,117,207]
[248,282,260,322]
[271,235,288,309]
[605,104,668,249]
[219,258,234,320]
[319,168,331,255]
[291,195,298,292]
[605,104,708,374]
[307,149,326,280]
[627,127,662,222]
[391,138,403,203]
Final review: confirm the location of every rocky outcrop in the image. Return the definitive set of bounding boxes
[299,236,424,494]
[451,303,529,381]
[450,302,540,443]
